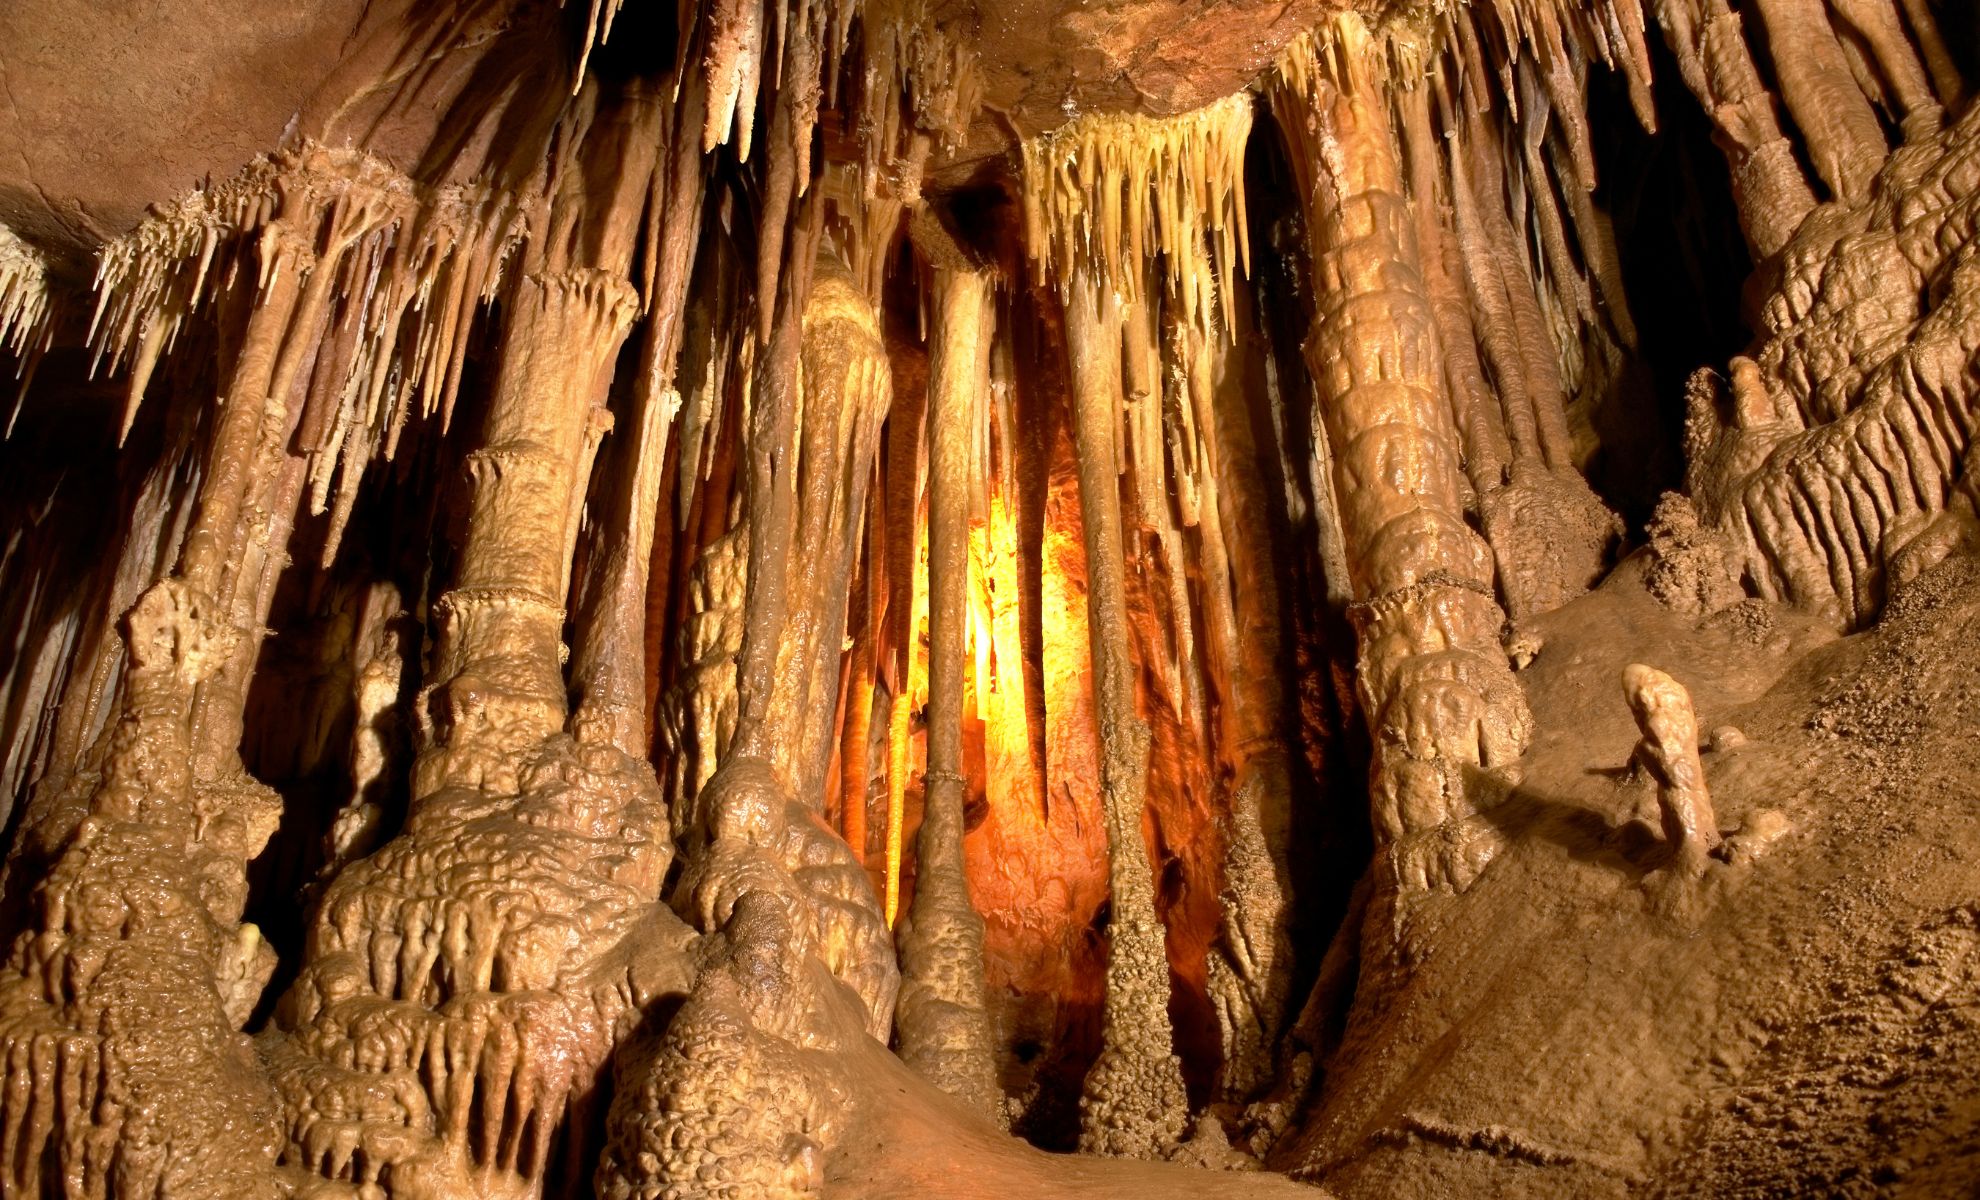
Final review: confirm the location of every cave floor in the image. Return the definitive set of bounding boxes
[1288,551,1980,1197]
[823,550,1980,1198]
[824,1030,1319,1198]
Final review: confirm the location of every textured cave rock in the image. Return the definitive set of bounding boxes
[0,0,1977,1197]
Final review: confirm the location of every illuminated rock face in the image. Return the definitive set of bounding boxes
[0,1,1976,1197]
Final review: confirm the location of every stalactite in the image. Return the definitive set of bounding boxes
[972,332,1048,826]
[1401,84,1515,498]
[0,222,51,420]
[89,148,522,478]
[1436,77,1624,619]
[1022,92,1254,351]
[1273,14,1531,893]
[1894,0,1966,109]
[894,248,1000,1117]
[1125,269,1208,744]
[1746,0,1891,203]
[777,267,896,805]
[885,685,913,926]
[657,270,752,842]
[1651,0,1820,258]
[838,500,881,863]
[1827,0,1938,121]
[572,71,710,757]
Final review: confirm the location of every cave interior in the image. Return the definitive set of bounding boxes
[0,0,1978,1195]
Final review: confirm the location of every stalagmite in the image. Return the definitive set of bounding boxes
[1623,664,1720,876]
[1274,15,1530,892]
[0,579,284,1197]
[1688,103,1980,627]
[894,245,1000,1116]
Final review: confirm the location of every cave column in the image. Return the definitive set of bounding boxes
[415,90,658,792]
[572,80,708,756]
[687,220,902,1039]
[1065,274,1188,1159]
[1274,16,1531,891]
[415,266,635,792]
[895,259,1000,1116]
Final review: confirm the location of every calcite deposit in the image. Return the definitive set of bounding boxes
[0,0,1976,1196]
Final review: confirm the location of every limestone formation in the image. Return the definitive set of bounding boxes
[1273,14,1532,892]
[0,1,1974,1197]
[893,254,1000,1115]
[1623,663,1721,876]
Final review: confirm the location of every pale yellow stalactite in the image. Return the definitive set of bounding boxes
[0,222,51,417]
[1021,92,1254,349]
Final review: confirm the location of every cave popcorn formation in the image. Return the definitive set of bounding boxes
[0,0,1975,1195]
